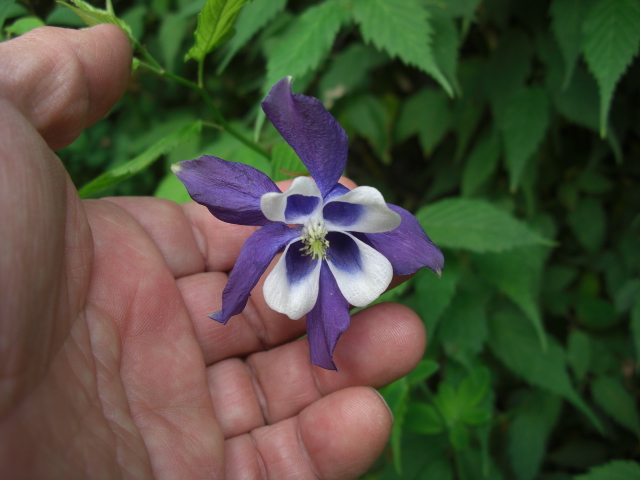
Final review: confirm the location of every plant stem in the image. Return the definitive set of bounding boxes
[137,60,271,160]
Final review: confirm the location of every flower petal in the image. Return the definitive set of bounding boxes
[361,204,444,276]
[305,263,350,370]
[323,186,401,233]
[263,241,322,319]
[261,77,348,197]
[260,176,322,224]
[173,155,279,226]
[325,232,393,307]
[209,224,300,324]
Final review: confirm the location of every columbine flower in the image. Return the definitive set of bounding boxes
[173,77,444,370]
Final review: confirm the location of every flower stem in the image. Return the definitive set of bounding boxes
[136,56,271,161]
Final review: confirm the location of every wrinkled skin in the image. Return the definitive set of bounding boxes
[0,25,426,479]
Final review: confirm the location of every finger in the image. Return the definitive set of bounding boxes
[0,25,131,150]
[206,303,425,438]
[225,387,392,480]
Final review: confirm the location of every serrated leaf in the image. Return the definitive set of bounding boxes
[79,121,202,198]
[461,132,501,197]
[416,198,552,252]
[591,376,640,437]
[265,0,350,90]
[550,0,595,87]
[57,1,133,38]
[489,309,602,431]
[352,0,452,95]
[473,246,548,349]
[499,86,550,192]
[270,142,307,182]
[185,0,251,62]
[395,88,452,154]
[430,10,460,94]
[575,460,640,480]
[218,0,287,73]
[508,389,562,480]
[582,0,640,137]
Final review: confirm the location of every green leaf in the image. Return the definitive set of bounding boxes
[508,389,562,480]
[4,16,45,35]
[567,330,591,383]
[352,0,452,95]
[79,121,202,198]
[154,172,191,203]
[430,10,460,94]
[567,197,606,252]
[395,88,452,154]
[550,0,595,87]
[438,290,488,354]
[489,309,602,431]
[407,359,440,385]
[265,0,350,90]
[458,365,491,407]
[342,95,390,163]
[633,299,640,367]
[415,198,552,252]
[0,0,17,30]
[461,132,501,197]
[499,87,550,192]
[449,422,470,450]
[159,13,187,73]
[46,4,86,26]
[379,378,410,473]
[414,259,460,333]
[218,0,287,73]
[57,1,133,38]
[270,142,307,182]
[582,0,640,136]
[405,402,445,434]
[574,460,640,480]
[423,0,481,18]
[591,376,640,437]
[185,0,251,62]
[473,247,548,349]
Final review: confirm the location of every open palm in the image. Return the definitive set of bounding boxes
[0,26,425,479]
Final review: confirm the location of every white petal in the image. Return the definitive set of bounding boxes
[260,176,322,224]
[326,234,393,307]
[263,242,322,319]
[323,186,401,233]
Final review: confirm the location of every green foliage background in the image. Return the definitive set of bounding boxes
[3,0,640,478]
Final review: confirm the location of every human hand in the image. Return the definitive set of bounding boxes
[0,25,426,479]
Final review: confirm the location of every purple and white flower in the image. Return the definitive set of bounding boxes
[173,77,444,370]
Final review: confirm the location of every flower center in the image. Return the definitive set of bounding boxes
[299,219,329,261]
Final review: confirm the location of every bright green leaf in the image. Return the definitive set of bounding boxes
[185,0,251,62]
[265,0,350,90]
[79,121,202,198]
[270,142,307,182]
[218,0,287,73]
[416,198,552,252]
[458,365,491,407]
[4,16,45,35]
[395,88,452,154]
[508,389,562,480]
[352,0,452,95]
[154,172,191,203]
[380,378,409,473]
[499,86,550,192]
[46,4,86,26]
[58,0,133,38]
[489,309,602,431]
[159,13,187,73]
[414,259,459,333]
[582,0,640,136]
[574,460,640,480]
[591,376,640,437]
[430,10,460,94]
[461,133,501,197]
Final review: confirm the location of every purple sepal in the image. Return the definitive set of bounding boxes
[261,77,348,198]
[175,155,280,226]
[305,263,351,370]
[209,224,300,324]
[363,204,444,276]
